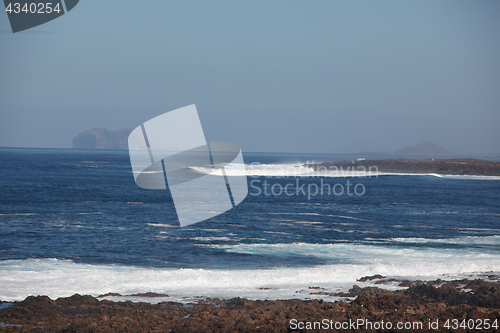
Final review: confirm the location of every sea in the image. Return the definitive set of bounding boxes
[1,148,499,304]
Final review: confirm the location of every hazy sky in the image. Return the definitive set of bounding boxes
[1,0,499,154]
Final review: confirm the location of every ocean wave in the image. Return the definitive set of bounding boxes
[191,163,376,178]
[1,238,499,303]
[192,163,500,179]
[384,235,500,246]
[212,237,500,258]
[240,163,374,178]
[137,163,500,179]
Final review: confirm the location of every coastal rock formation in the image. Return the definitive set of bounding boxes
[72,128,133,150]
[311,158,500,176]
[0,279,499,332]
[395,141,454,156]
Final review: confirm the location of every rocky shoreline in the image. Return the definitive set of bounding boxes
[1,278,499,332]
[309,158,500,176]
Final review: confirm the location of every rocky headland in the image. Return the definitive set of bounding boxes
[310,158,500,176]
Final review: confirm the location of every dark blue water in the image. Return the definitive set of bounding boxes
[1,148,499,269]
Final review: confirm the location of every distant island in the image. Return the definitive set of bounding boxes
[309,158,500,176]
[393,141,453,156]
[73,128,132,150]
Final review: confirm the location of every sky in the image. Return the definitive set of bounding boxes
[1,0,499,154]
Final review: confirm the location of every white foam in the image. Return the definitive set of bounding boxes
[133,162,500,180]
[225,163,377,178]
[191,237,240,242]
[384,235,500,246]
[1,237,499,303]
[379,172,500,180]
[212,237,500,261]
[190,162,500,179]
